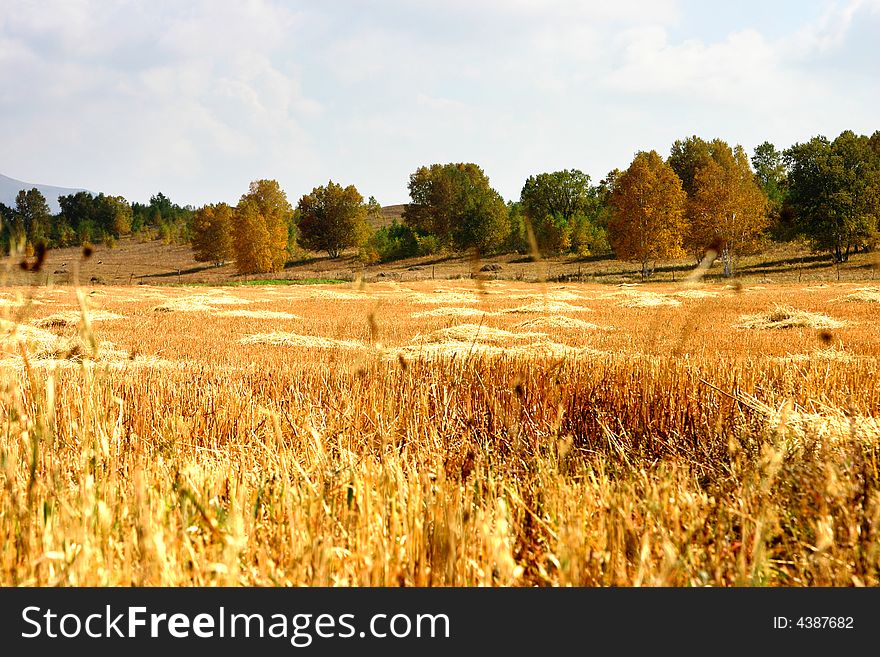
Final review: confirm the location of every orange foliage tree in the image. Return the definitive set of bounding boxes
[233,180,293,274]
[609,150,687,278]
[689,144,769,276]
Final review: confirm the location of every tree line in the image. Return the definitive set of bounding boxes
[2,129,877,277]
[0,189,193,255]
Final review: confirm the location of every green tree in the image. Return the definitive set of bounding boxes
[94,194,133,238]
[668,136,714,195]
[359,220,422,263]
[297,181,370,258]
[520,170,599,256]
[233,179,293,273]
[609,150,687,278]
[403,163,509,253]
[784,131,880,262]
[59,191,95,241]
[689,145,769,276]
[192,203,234,266]
[0,202,18,253]
[751,141,786,208]
[15,188,51,249]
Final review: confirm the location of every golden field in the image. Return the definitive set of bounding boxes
[0,276,879,586]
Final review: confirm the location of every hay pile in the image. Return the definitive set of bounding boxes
[411,307,494,319]
[417,324,546,345]
[501,300,592,314]
[772,348,859,364]
[390,340,609,361]
[409,291,481,305]
[35,310,125,329]
[546,290,587,301]
[737,305,844,330]
[154,294,253,312]
[306,290,371,301]
[674,289,720,300]
[617,292,682,308]
[392,341,508,359]
[0,296,44,308]
[240,332,365,350]
[746,396,880,447]
[834,287,880,304]
[514,316,603,331]
[0,319,60,358]
[215,309,300,320]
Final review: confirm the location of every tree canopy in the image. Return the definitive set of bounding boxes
[296,181,370,258]
[609,150,687,278]
[14,188,52,250]
[232,179,293,274]
[688,144,769,276]
[519,169,603,255]
[784,131,880,262]
[403,163,509,253]
[191,203,234,266]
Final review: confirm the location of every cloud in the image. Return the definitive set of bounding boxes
[0,0,877,207]
[0,0,322,205]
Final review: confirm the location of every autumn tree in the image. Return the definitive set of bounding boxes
[192,203,234,266]
[608,150,687,278]
[519,169,603,255]
[784,131,880,262]
[296,181,370,258]
[233,179,293,274]
[689,144,769,276]
[403,163,509,253]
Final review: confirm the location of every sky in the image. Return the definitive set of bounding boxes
[1,0,878,207]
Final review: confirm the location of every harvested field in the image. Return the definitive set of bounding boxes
[0,278,878,588]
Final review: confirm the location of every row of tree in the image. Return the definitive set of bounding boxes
[234,128,873,278]
[2,129,877,277]
[0,189,193,254]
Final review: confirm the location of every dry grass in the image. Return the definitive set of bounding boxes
[737,304,845,330]
[0,279,878,588]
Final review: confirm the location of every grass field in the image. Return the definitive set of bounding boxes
[5,234,879,288]
[0,269,879,586]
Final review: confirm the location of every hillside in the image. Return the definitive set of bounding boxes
[0,173,91,214]
[371,203,406,230]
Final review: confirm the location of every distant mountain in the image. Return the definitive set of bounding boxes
[0,173,91,214]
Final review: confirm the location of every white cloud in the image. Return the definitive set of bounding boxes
[0,0,877,206]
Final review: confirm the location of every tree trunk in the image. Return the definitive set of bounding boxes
[722,247,733,277]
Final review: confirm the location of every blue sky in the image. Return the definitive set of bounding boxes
[1,0,878,207]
